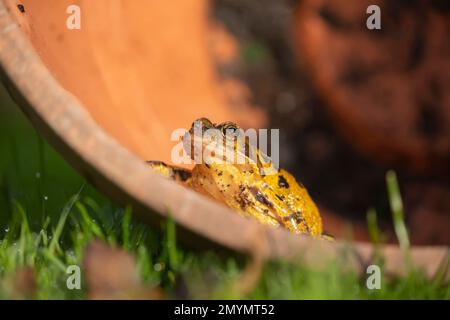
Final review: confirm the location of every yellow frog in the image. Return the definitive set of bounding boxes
[148,118,326,238]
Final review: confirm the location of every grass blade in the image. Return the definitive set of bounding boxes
[386,171,410,252]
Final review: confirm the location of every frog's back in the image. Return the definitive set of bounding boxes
[263,169,323,236]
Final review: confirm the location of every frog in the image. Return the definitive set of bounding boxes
[147,118,327,238]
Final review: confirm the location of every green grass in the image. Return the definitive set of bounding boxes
[0,84,448,299]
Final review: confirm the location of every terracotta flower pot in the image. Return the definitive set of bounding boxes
[294,0,450,175]
[0,0,447,278]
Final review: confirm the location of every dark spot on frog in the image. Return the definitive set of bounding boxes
[236,185,252,209]
[276,194,285,201]
[284,211,310,232]
[305,223,311,233]
[249,186,274,208]
[283,211,304,224]
[17,4,25,13]
[263,209,285,226]
[217,171,223,176]
[278,175,289,189]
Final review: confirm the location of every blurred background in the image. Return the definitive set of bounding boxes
[1,0,449,246]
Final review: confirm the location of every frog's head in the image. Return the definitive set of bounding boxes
[183,118,275,174]
[182,118,251,165]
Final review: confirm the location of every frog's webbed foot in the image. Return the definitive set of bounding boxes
[146,161,192,185]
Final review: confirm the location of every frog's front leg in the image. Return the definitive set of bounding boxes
[146,161,192,186]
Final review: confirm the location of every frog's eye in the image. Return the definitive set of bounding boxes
[219,122,240,137]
